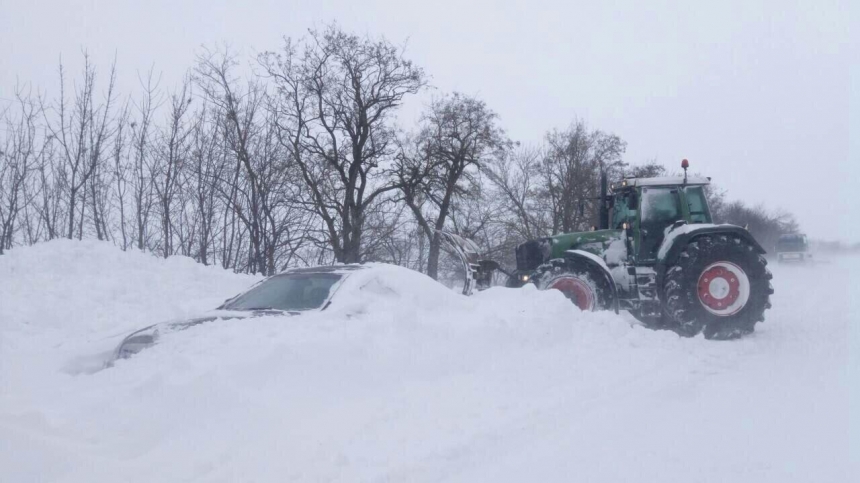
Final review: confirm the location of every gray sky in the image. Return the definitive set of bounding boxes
[1,0,855,241]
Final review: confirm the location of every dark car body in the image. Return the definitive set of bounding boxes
[109,265,367,364]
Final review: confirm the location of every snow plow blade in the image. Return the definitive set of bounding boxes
[437,230,499,295]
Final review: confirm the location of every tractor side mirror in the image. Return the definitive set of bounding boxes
[628,193,639,210]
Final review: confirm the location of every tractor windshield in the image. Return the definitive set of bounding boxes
[639,187,682,260]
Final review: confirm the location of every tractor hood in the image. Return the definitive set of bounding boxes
[549,229,626,261]
[514,229,627,272]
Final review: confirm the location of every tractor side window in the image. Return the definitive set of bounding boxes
[685,186,712,224]
[627,192,639,210]
[612,196,628,229]
[612,191,638,229]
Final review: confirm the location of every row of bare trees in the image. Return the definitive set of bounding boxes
[0,25,798,275]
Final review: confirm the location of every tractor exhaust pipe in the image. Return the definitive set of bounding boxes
[598,171,609,230]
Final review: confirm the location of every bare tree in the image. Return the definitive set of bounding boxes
[196,48,310,274]
[396,93,508,279]
[110,101,132,249]
[262,25,427,263]
[185,105,225,265]
[0,87,43,253]
[484,145,549,242]
[33,137,61,241]
[152,77,193,257]
[540,121,626,233]
[129,69,161,250]
[195,48,270,272]
[43,53,118,240]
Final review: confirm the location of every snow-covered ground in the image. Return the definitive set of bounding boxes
[1,240,856,482]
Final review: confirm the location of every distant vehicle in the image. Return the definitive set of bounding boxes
[110,265,369,363]
[775,234,811,264]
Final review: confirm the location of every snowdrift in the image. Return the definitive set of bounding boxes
[1,240,856,482]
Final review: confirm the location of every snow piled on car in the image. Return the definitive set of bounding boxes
[1,240,856,482]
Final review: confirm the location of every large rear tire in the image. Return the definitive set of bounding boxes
[532,258,614,311]
[663,234,773,339]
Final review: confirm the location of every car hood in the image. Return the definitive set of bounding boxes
[109,309,298,364]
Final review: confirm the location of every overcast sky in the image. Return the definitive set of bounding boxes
[1,0,855,241]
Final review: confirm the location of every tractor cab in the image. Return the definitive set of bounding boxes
[609,175,713,263]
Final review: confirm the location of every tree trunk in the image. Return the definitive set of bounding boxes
[426,231,442,280]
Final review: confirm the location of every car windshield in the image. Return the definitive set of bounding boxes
[776,235,807,252]
[222,272,344,311]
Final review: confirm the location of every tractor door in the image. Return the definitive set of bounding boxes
[636,187,683,262]
[682,186,713,224]
[611,189,638,230]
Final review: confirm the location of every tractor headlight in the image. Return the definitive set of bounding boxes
[520,274,530,282]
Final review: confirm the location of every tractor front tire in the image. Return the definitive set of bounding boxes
[663,234,773,340]
[532,258,614,312]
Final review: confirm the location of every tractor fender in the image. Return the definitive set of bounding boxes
[655,223,766,286]
[564,249,620,313]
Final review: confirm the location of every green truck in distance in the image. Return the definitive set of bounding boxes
[775,233,811,264]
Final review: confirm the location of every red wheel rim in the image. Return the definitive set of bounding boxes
[697,264,742,312]
[549,277,595,311]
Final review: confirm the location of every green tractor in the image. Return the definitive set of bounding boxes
[442,160,773,340]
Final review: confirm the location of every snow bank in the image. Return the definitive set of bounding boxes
[0,241,855,482]
[0,240,259,373]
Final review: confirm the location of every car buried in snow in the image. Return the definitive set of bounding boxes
[109,265,369,364]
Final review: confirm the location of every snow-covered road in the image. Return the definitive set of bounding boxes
[1,241,856,482]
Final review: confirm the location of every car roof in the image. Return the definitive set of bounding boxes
[278,264,369,275]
